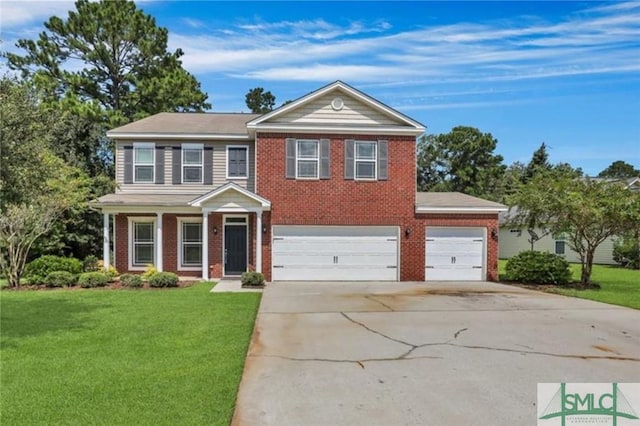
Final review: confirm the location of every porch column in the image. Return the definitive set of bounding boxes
[255,210,262,273]
[102,213,110,271]
[202,211,209,281]
[156,212,163,272]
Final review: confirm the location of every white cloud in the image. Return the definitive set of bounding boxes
[0,1,75,28]
[167,1,639,89]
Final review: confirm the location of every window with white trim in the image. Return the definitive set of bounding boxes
[182,143,203,183]
[355,141,377,180]
[132,221,155,266]
[227,146,248,179]
[554,233,566,255]
[296,140,319,179]
[179,219,202,268]
[134,143,154,183]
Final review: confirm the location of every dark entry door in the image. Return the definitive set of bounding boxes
[225,225,247,275]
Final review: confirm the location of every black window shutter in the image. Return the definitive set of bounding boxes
[285,138,296,179]
[203,146,213,185]
[155,146,165,184]
[238,148,247,177]
[172,146,181,184]
[123,146,133,184]
[344,139,354,180]
[320,139,330,179]
[378,140,388,181]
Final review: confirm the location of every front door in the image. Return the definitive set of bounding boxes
[224,225,247,275]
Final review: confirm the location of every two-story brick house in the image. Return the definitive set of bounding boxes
[94,81,506,282]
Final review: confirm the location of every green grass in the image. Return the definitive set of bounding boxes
[499,260,640,309]
[0,283,261,425]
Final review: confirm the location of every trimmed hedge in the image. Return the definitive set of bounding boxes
[44,271,77,288]
[25,256,82,285]
[241,271,265,286]
[148,272,179,288]
[78,272,110,288]
[505,251,572,285]
[120,273,143,288]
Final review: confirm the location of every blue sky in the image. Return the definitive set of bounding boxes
[2,1,639,175]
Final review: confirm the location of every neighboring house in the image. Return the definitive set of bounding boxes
[499,177,640,265]
[93,81,507,282]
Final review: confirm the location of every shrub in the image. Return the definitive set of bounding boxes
[148,272,179,288]
[82,255,100,272]
[96,260,119,280]
[142,264,158,280]
[25,256,83,284]
[241,271,265,287]
[78,272,109,288]
[613,236,640,270]
[44,271,77,288]
[120,273,143,288]
[505,251,572,285]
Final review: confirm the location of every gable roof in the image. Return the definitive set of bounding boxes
[246,81,426,136]
[415,192,507,213]
[106,112,260,140]
[189,182,271,209]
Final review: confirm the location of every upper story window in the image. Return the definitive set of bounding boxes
[134,143,155,183]
[182,143,203,183]
[296,140,319,179]
[227,146,248,179]
[285,138,329,180]
[344,139,387,181]
[355,141,377,180]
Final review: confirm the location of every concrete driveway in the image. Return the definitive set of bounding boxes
[232,281,640,426]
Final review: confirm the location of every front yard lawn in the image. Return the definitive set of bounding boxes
[499,260,640,309]
[0,283,260,425]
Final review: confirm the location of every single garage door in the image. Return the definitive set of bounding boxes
[425,227,485,281]
[272,226,399,281]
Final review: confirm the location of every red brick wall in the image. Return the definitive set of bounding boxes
[255,132,499,282]
[256,133,417,281]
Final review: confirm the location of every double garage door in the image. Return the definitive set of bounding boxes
[272,226,399,281]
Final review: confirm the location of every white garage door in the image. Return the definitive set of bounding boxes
[425,227,485,281]
[272,226,399,281]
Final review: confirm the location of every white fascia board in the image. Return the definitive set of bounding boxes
[416,206,508,214]
[247,81,426,131]
[106,132,251,140]
[98,206,202,214]
[248,123,425,136]
[189,182,272,208]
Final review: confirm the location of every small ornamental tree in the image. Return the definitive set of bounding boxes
[509,170,640,285]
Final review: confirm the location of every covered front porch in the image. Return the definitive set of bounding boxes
[95,183,271,280]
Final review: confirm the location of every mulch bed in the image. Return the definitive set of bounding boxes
[2,280,200,291]
[501,281,601,292]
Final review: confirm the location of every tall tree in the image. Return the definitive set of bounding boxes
[598,161,640,178]
[245,87,276,113]
[416,126,506,200]
[508,171,640,285]
[5,0,210,129]
[523,142,551,183]
[0,79,91,287]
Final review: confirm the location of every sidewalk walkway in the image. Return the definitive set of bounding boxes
[210,280,264,293]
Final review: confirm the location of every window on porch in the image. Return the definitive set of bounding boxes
[179,219,203,268]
